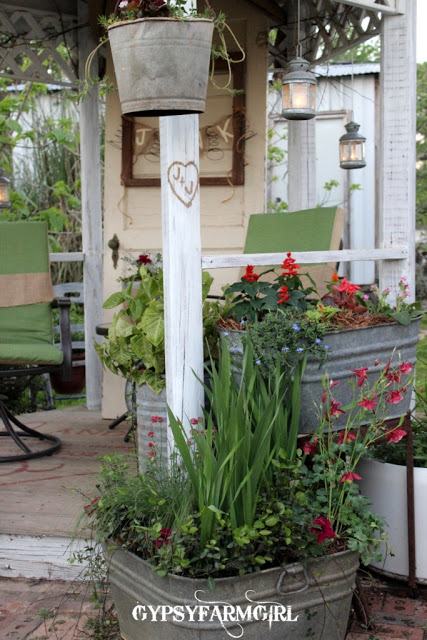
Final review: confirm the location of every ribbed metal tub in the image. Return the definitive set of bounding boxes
[135,384,167,471]
[104,542,359,640]
[226,317,421,434]
[108,18,214,117]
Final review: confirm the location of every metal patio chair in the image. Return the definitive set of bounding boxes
[0,221,72,462]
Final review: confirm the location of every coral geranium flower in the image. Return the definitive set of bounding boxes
[310,517,336,543]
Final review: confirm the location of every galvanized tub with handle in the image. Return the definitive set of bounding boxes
[107,18,214,117]
[104,541,359,640]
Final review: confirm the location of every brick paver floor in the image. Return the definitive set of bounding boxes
[0,571,426,639]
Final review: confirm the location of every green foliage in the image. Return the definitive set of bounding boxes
[332,37,380,63]
[95,261,225,393]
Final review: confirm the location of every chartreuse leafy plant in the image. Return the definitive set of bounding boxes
[95,264,223,394]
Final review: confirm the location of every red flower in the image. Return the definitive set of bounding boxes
[148,450,156,458]
[358,396,378,411]
[84,497,100,516]
[338,277,361,294]
[337,430,357,445]
[278,285,290,304]
[386,428,407,444]
[331,272,340,282]
[148,430,155,437]
[302,438,318,455]
[385,369,401,385]
[243,265,259,282]
[155,528,172,548]
[148,441,156,447]
[386,389,404,404]
[340,472,362,484]
[137,254,152,265]
[400,362,413,375]
[281,252,300,277]
[351,367,369,387]
[326,399,345,421]
[190,418,199,425]
[310,517,336,543]
[150,416,164,423]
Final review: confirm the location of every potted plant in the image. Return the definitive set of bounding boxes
[97,0,244,117]
[357,384,427,583]
[95,255,227,463]
[222,257,422,432]
[81,337,410,640]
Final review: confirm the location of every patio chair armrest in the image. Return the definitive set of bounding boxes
[52,298,73,382]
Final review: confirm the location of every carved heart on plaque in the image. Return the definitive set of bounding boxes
[167,161,199,209]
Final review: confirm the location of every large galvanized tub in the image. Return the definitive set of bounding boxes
[226,316,421,434]
[104,542,359,640]
[358,458,427,584]
[108,18,214,117]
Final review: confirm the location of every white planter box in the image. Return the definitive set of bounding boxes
[358,458,427,583]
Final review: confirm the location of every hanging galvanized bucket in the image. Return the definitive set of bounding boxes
[107,17,214,117]
[104,541,359,640]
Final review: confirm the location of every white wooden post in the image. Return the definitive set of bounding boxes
[160,113,204,445]
[78,0,103,409]
[379,0,416,303]
[287,119,317,210]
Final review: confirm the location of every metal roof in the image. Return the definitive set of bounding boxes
[315,63,381,77]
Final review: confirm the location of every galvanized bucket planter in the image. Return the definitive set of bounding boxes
[135,383,167,471]
[104,541,359,640]
[107,18,214,117]
[358,458,427,584]
[226,316,421,434]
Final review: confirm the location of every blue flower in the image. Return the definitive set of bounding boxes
[255,359,261,364]
[281,347,289,351]
[222,331,229,336]
[325,345,330,350]
[296,347,304,352]
[233,347,239,352]
[293,324,300,331]
[316,338,321,344]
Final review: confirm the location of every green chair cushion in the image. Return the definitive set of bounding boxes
[0,221,50,275]
[0,343,63,365]
[244,207,339,260]
[0,302,55,347]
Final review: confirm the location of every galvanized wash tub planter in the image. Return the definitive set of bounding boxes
[135,383,167,471]
[107,18,214,117]
[226,316,421,434]
[358,458,427,584]
[103,541,359,640]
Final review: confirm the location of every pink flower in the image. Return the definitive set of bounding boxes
[358,396,378,411]
[385,370,401,385]
[340,472,362,484]
[155,528,172,548]
[148,431,155,437]
[151,416,164,423]
[310,517,336,543]
[386,389,404,404]
[386,428,407,444]
[190,418,199,425]
[337,430,357,445]
[351,367,369,387]
[148,450,156,458]
[400,362,413,375]
[148,442,156,448]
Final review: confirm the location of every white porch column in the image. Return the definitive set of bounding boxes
[160,113,204,446]
[379,0,416,303]
[78,1,103,409]
[287,118,317,211]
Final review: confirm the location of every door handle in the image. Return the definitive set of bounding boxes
[107,234,120,269]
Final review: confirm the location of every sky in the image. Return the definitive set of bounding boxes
[418,0,427,62]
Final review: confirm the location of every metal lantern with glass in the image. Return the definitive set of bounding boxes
[339,121,366,170]
[0,171,10,208]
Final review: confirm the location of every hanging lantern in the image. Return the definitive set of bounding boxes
[282,57,317,121]
[339,121,366,169]
[0,172,10,208]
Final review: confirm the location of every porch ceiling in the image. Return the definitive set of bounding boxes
[0,0,391,86]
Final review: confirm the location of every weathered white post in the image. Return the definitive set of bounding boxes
[78,0,103,409]
[159,0,204,449]
[379,0,416,303]
[287,120,317,210]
